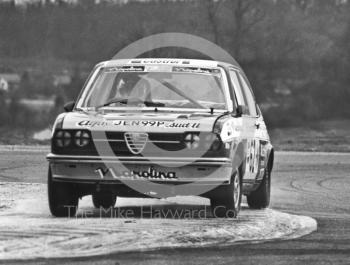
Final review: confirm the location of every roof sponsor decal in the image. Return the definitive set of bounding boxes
[142,59,181,64]
[104,65,221,74]
[105,66,144,72]
[172,66,221,74]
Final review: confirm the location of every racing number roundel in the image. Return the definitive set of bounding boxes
[246,139,260,176]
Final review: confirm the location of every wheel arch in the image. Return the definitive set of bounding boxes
[267,147,274,173]
[232,140,247,178]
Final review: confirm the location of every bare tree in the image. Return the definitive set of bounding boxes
[229,0,266,58]
[294,0,311,11]
[204,0,223,45]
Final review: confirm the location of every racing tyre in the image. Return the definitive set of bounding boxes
[48,167,79,217]
[247,167,271,209]
[92,192,117,209]
[210,171,242,218]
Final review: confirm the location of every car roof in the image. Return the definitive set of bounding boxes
[99,58,241,70]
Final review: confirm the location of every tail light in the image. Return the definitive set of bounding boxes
[54,131,71,147]
[74,130,91,147]
[53,130,91,148]
[184,133,224,151]
[184,133,200,149]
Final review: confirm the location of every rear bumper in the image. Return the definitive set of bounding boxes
[47,153,233,185]
[46,153,231,165]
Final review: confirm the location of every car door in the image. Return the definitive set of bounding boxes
[228,68,257,181]
[236,72,261,181]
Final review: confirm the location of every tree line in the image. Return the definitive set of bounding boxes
[0,0,350,129]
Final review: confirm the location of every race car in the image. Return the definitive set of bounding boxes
[47,58,274,218]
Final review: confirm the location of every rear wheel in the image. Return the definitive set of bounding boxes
[247,167,271,209]
[210,171,242,218]
[48,167,79,217]
[92,192,117,209]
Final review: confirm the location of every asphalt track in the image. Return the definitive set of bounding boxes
[0,182,316,260]
[0,148,349,265]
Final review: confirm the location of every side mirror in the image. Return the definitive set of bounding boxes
[235,105,246,117]
[64,101,75,112]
